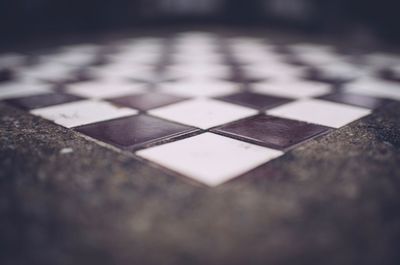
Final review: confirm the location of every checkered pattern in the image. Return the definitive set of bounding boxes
[1,32,400,186]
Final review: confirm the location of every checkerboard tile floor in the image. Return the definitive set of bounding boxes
[1,31,400,186]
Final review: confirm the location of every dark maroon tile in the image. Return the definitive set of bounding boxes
[285,56,310,67]
[108,93,187,111]
[216,91,292,110]
[4,92,84,110]
[130,70,180,83]
[225,68,266,83]
[90,55,110,66]
[304,67,352,86]
[317,92,389,109]
[212,114,331,150]
[0,68,15,82]
[75,114,198,150]
[380,68,400,83]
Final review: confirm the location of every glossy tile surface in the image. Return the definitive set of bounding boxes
[76,114,197,150]
[109,92,187,111]
[31,100,137,128]
[136,132,283,186]
[213,114,331,149]
[216,91,292,110]
[149,98,257,129]
[267,99,371,128]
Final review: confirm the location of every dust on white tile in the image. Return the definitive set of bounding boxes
[31,100,137,128]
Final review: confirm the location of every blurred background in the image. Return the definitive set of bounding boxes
[0,0,399,45]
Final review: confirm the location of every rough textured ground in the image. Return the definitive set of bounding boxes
[1,100,400,264]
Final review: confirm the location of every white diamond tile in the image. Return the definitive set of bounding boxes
[119,39,163,53]
[0,81,52,100]
[267,99,371,128]
[157,80,240,98]
[295,51,346,65]
[173,52,222,65]
[66,81,145,99]
[243,63,302,81]
[97,62,148,71]
[175,41,217,50]
[40,52,96,66]
[315,62,366,81]
[88,64,154,81]
[176,31,217,39]
[235,53,282,65]
[110,51,160,64]
[344,77,400,100]
[31,100,137,128]
[136,133,283,186]
[0,53,26,68]
[149,98,257,129]
[168,64,231,79]
[91,64,180,82]
[175,34,217,49]
[230,45,265,54]
[21,62,77,81]
[252,80,331,99]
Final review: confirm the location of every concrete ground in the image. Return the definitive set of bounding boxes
[1,97,400,265]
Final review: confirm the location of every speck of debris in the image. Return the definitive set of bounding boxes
[60,147,74,154]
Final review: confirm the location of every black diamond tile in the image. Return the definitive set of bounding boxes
[0,68,15,82]
[4,92,84,110]
[216,91,292,110]
[225,68,266,83]
[212,114,331,150]
[75,114,198,150]
[304,67,354,86]
[380,68,400,83]
[108,92,187,111]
